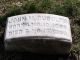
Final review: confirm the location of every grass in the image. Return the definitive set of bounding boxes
[0,0,80,55]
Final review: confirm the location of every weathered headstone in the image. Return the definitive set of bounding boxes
[4,13,72,54]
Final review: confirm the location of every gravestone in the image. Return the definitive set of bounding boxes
[4,13,72,54]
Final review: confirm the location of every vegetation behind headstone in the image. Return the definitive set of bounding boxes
[0,0,80,54]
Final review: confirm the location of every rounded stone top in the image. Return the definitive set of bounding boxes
[5,13,72,42]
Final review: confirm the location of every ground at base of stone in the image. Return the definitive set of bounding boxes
[0,51,78,60]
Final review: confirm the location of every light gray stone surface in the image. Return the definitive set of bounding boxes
[4,13,72,54]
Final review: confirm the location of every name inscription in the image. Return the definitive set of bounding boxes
[5,14,72,40]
